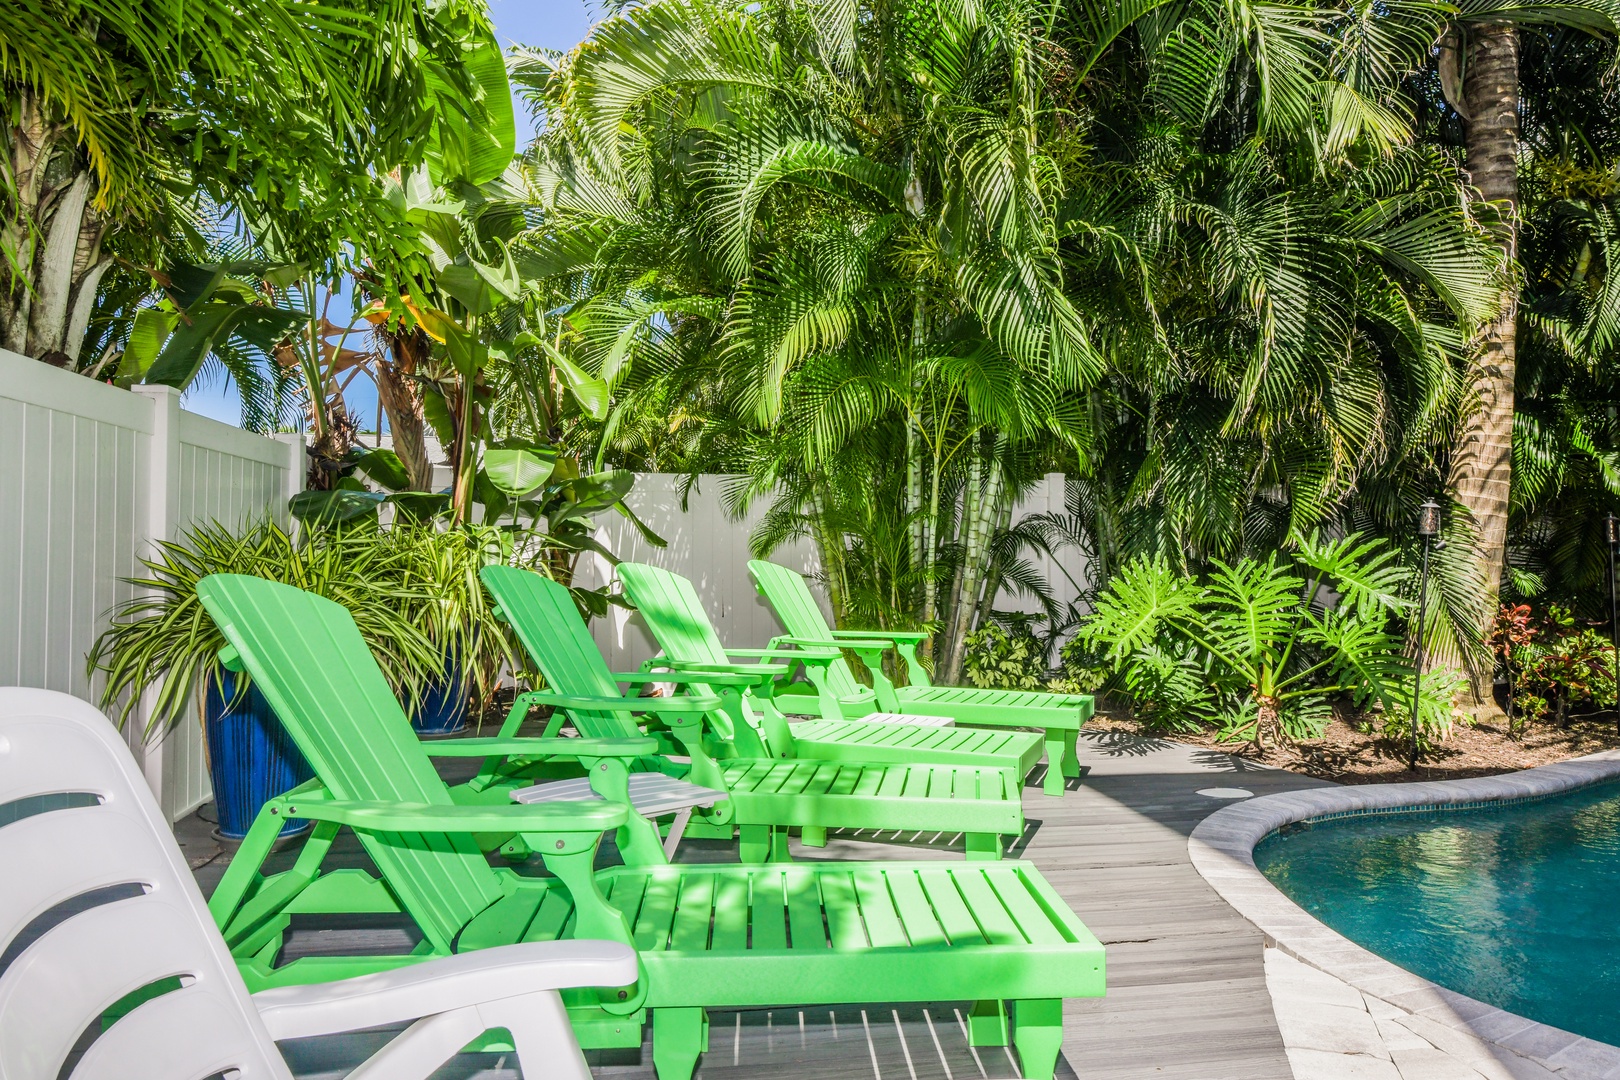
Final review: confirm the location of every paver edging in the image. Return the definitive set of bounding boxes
[1187,750,1620,1080]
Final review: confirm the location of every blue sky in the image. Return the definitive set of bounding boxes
[183,0,596,427]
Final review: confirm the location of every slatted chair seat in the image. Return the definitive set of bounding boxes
[714,759,1022,834]
[460,861,1102,1009]
[748,560,1095,795]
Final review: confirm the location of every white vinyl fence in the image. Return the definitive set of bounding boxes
[0,348,302,821]
[573,472,1084,671]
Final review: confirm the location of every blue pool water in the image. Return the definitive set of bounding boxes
[1254,780,1620,1045]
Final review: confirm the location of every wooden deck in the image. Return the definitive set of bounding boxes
[184,731,1333,1079]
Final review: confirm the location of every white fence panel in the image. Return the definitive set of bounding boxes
[573,474,822,671]
[572,472,1084,671]
[0,350,301,821]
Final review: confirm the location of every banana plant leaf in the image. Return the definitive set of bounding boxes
[353,447,413,491]
[550,469,634,527]
[289,488,387,525]
[483,445,557,497]
[388,492,452,520]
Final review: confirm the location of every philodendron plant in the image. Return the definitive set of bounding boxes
[1080,533,1453,751]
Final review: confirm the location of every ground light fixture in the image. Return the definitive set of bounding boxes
[1410,501,1441,771]
[1609,512,1619,727]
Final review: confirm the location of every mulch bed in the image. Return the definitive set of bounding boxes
[1086,703,1620,784]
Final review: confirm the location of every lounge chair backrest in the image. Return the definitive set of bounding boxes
[478,566,644,739]
[196,575,503,949]
[614,563,734,667]
[0,687,292,1080]
[746,560,867,700]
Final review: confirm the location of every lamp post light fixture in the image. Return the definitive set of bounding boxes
[1410,501,1441,772]
[1608,513,1619,729]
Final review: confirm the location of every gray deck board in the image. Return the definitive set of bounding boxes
[185,730,1332,1079]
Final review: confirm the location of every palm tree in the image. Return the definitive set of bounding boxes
[515,0,1506,685]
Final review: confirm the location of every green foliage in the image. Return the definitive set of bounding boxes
[962,624,1048,690]
[1376,668,1470,750]
[1495,604,1619,727]
[1081,533,1424,748]
[507,0,1511,691]
[86,520,450,732]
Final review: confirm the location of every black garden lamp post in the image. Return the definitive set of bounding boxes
[1608,513,1619,727]
[1410,501,1441,771]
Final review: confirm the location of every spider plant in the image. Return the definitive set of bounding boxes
[88,519,444,734]
[379,518,517,707]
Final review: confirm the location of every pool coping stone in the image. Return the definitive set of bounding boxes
[1188,750,1620,1080]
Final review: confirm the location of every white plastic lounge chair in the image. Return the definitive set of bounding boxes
[0,686,637,1080]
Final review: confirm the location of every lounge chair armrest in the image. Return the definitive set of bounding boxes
[252,940,639,1041]
[742,639,845,661]
[768,637,883,657]
[515,691,714,715]
[654,659,790,679]
[611,670,757,689]
[422,736,659,758]
[271,797,628,841]
[831,628,928,644]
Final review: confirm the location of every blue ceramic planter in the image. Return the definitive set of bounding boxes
[411,657,469,736]
[204,670,314,840]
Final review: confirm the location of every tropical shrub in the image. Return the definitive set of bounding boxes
[1051,636,1111,695]
[1492,604,1618,729]
[1079,534,1430,749]
[1374,668,1470,748]
[962,624,1047,691]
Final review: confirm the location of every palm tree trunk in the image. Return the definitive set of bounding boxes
[3,90,110,365]
[374,326,434,491]
[808,479,849,624]
[943,439,1007,684]
[1451,23,1519,718]
[906,294,928,630]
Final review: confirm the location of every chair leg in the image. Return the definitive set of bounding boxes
[1012,999,1064,1080]
[1061,729,1081,778]
[1042,729,1067,796]
[651,1007,708,1080]
[739,824,773,863]
[346,1007,486,1080]
[800,825,827,847]
[682,817,734,840]
[965,832,1002,860]
[482,990,592,1080]
[615,813,670,867]
[967,1000,1009,1046]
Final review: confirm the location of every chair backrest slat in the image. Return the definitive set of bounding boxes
[615,564,731,666]
[0,688,290,1080]
[747,560,866,699]
[479,566,643,740]
[195,575,504,948]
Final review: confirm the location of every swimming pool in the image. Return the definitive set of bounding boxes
[1254,779,1620,1047]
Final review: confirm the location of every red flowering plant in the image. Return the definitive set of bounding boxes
[1492,604,1618,733]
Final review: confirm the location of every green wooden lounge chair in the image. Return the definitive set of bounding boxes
[195,573,1106,1080]
[482,564,1025,861]
[614,562,1046,786]
[749,559,1095,796]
